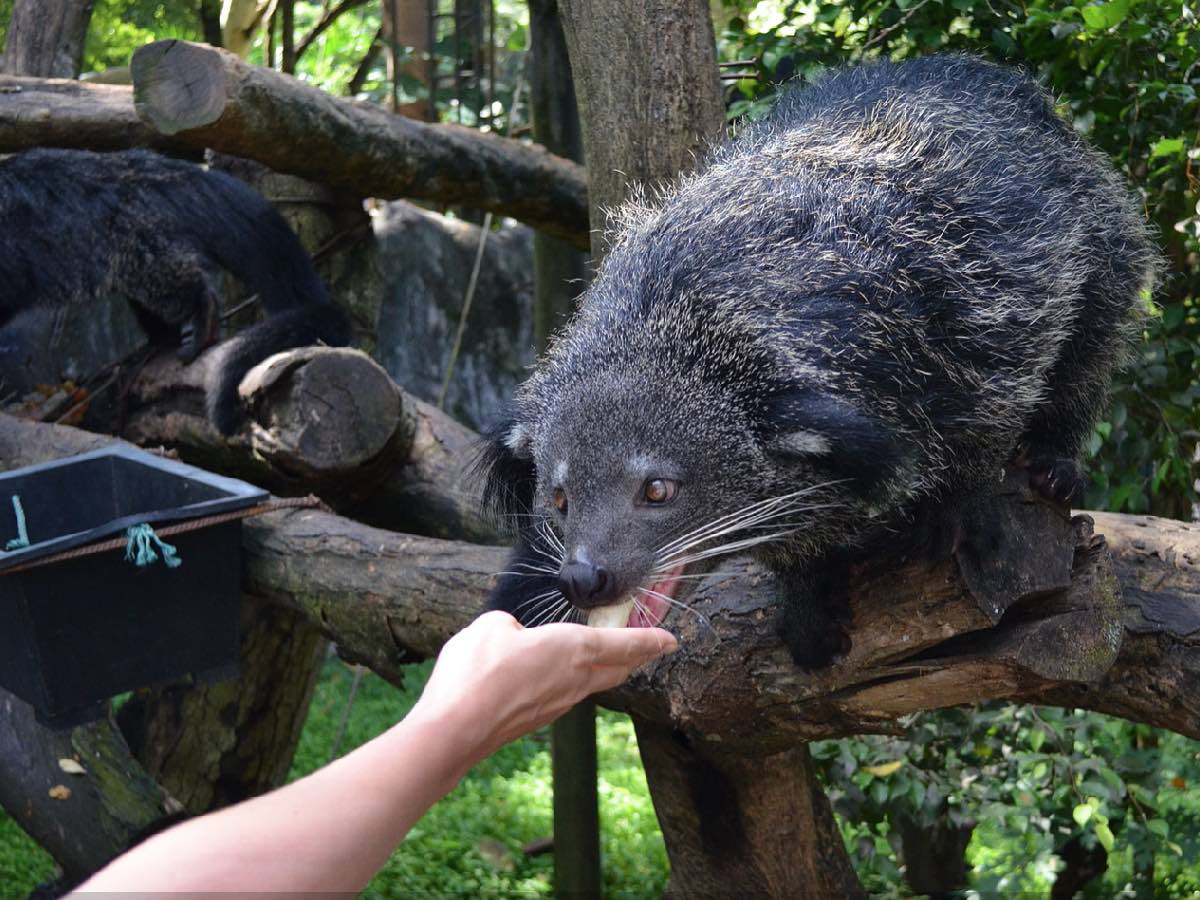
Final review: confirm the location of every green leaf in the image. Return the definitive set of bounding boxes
[1030,729,1046,752]
[1073,803,1094,826]
[1149,137,1185,159]
[1095,821,1116,852]
[1081,0,1130,30]
[1146,818,1170,838]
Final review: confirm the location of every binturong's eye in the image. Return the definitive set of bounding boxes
[642,478,678,505]
[552,487,569,515]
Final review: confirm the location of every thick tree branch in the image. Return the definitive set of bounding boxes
[0,59,588,245]
[4,416,1196,746]
[127,39,587,245]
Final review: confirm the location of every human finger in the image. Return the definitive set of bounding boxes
[578,626,678,667]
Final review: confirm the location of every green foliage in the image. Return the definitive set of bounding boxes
[812,704,1200,893]
[83,0,202,73]
[0,812,57,897]
[717,0,1200,517]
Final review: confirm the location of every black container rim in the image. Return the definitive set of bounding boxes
[0,445,269,572]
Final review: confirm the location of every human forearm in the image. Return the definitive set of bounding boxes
[76,710,473,893]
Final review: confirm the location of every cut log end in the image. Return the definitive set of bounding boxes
[131,39,230,136]
[240,346,405,478]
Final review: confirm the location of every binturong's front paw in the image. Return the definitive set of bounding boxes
[776,560,852,670]
[779,612,850,669]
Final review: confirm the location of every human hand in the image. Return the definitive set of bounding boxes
[409,611,677,765]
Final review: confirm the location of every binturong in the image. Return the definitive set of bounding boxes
[479,55,1160,668]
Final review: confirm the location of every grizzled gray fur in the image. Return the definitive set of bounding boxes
[483,55,1160,667]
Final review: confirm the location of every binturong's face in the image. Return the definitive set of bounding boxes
[506,369,807,630]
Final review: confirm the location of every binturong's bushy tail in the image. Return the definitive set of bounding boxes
[205,303,351,434]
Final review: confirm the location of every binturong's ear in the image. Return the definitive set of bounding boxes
[761,388,909,496]
[474,418,537,531]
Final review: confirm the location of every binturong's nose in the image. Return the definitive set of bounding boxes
[559,551,620,609]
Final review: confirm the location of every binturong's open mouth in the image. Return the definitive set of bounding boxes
[586,565,686,629]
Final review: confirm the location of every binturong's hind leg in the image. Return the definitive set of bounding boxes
[1018,325,1127,507]
[116,250,221,363]
[775,551,852,670]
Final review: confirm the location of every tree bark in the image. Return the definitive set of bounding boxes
[528,4,598,894]
[279,0,296,74]
[0,72,588,246]
[199,0,224,48]
[634,721,865,898]
[103,346,501,543]
[220,0,269,58]
[125,39,588,246]
[1,0,95,78]
[0,77,192,155]
[115,599,326,814]
[529,0,587,350]
[556,0,724,255]
[381,0,429,119]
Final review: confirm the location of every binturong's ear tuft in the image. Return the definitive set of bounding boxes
[761,387,909,496]
[473,418,537,531]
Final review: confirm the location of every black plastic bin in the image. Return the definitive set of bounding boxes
[0,446,268,728]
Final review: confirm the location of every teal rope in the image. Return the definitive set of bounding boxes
[124,523,182,569]
[4,495,28,551]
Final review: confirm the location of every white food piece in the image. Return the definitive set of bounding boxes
[587,598,635,629]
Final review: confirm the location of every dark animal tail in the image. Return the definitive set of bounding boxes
[163,164,351,433]
[205,303,351,433]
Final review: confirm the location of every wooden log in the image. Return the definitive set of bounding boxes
[123,39,589,247]
[0,65,588,245]
[0,77,191,155]
[103,347,501,544]
[5,416,1200,885]
[633,721,864,898]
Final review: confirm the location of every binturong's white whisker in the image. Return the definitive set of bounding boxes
[510,589,564,618]
[654,482,841,558]
[657,529,797,571]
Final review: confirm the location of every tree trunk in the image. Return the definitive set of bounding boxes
[279,0,296,73]
[115,599,326,813]
[552,2,856,892]
[556,0,724,253]
[1,0,95,78]
[0,695,180,884]
[634,721,865,897]
[897,814,974,897]
[220,0,269,58]
[199,0,224,48]
[529,0,586,350]
[528,3,598,895]
[381,0,430,119]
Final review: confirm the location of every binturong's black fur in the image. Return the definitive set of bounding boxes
[480,55,1161,668]
[0,148,351,433]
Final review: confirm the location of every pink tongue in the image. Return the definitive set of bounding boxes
[627,567,684,628]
